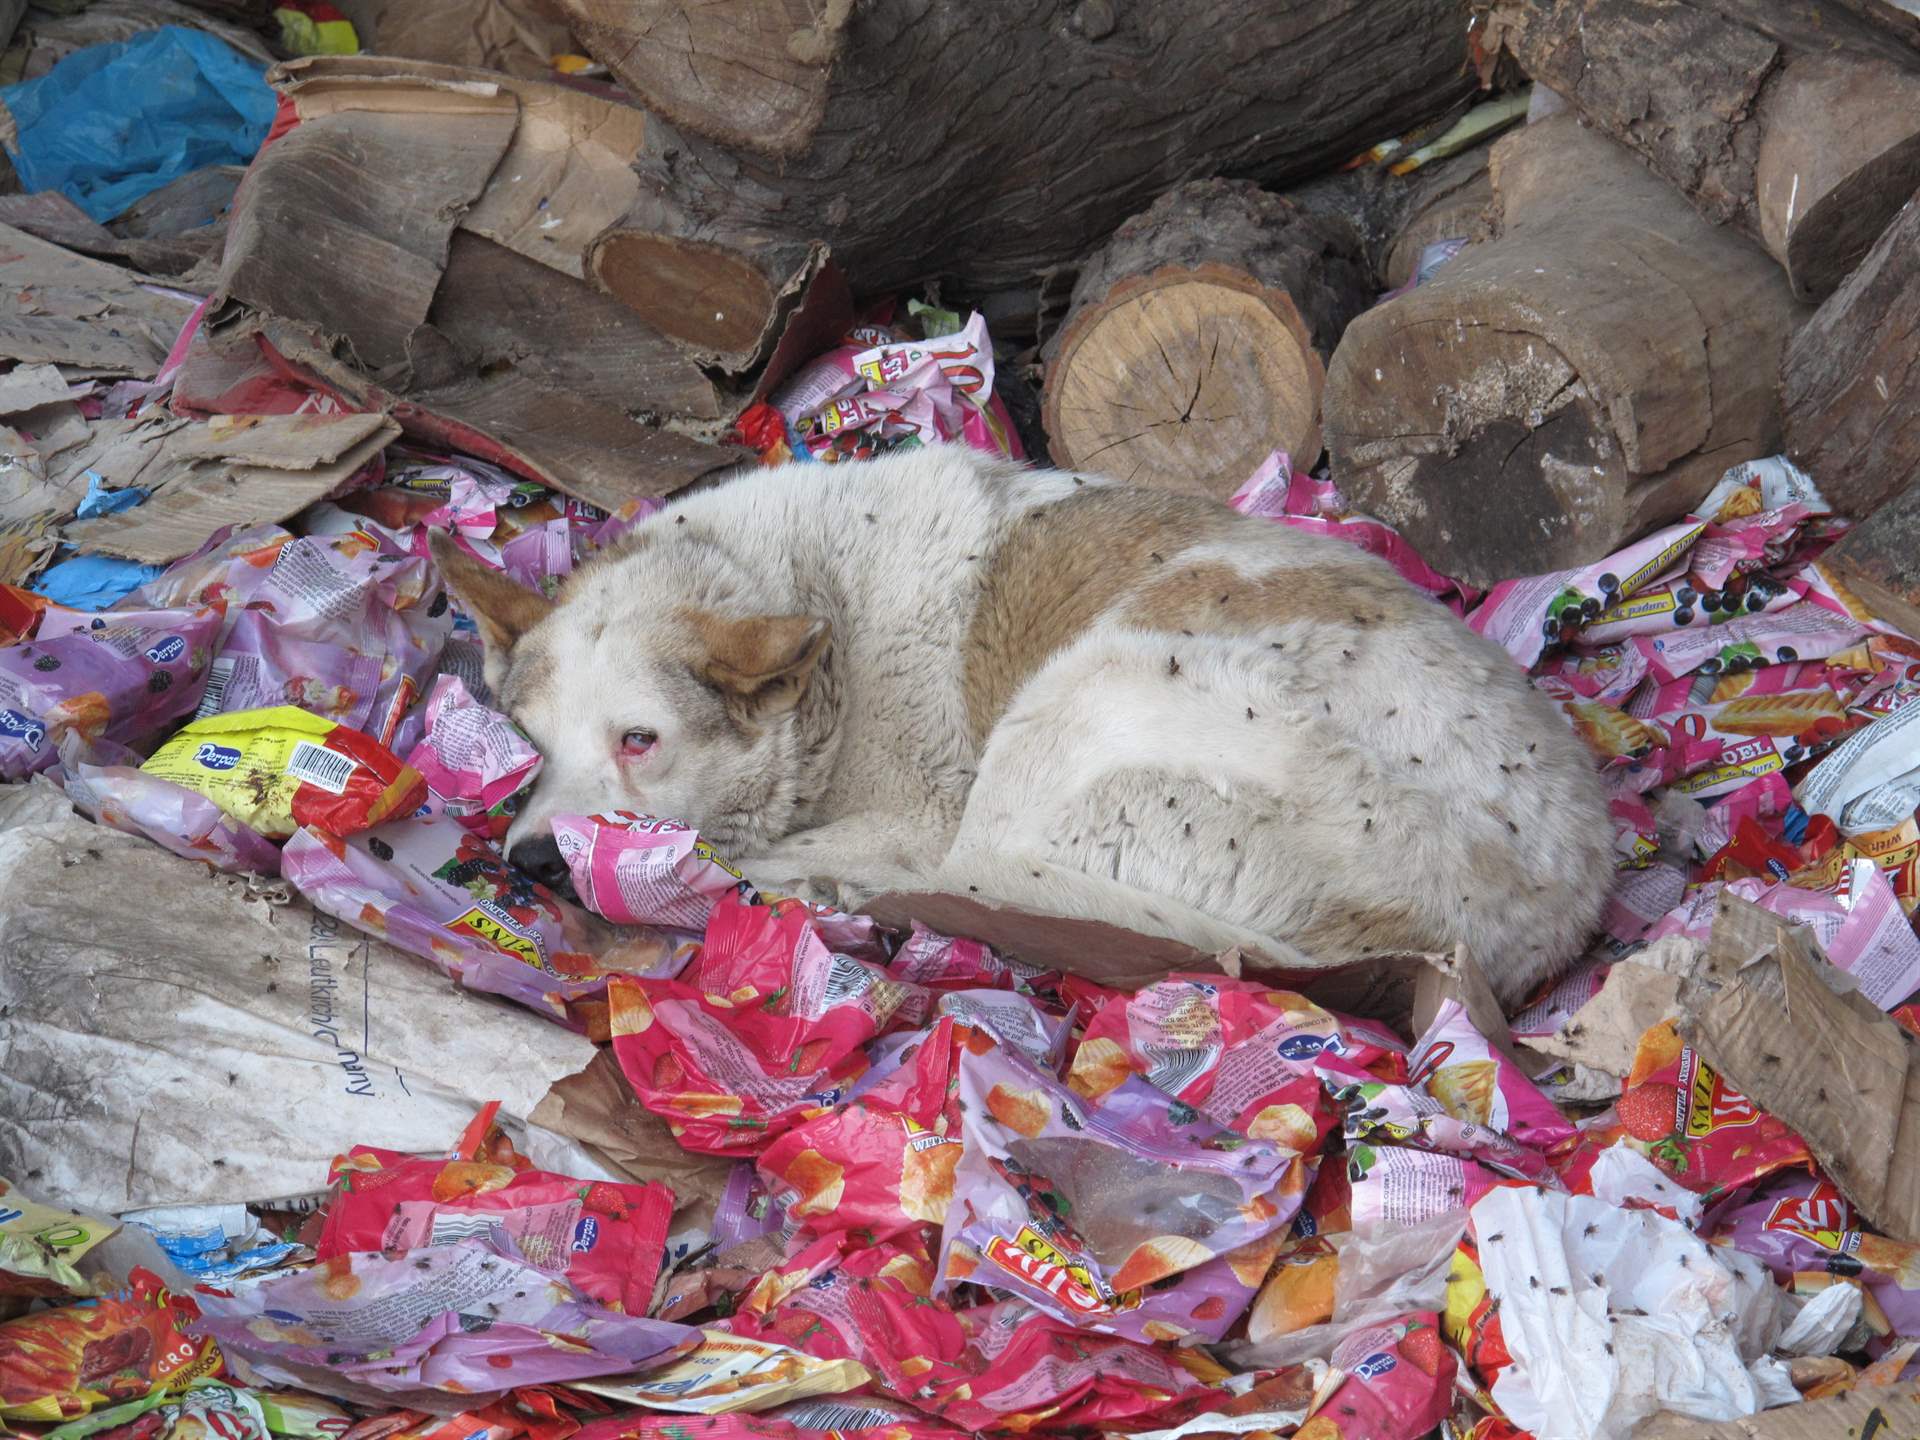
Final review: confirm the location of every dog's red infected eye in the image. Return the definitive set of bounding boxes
[620,728,657,755]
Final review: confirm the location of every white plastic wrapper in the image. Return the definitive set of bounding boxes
[1473,1187,1788,1440]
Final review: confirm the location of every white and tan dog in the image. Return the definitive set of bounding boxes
[431,448,1611,1004]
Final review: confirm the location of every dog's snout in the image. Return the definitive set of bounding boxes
[508,834,571,891]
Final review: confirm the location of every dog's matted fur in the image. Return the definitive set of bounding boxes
[432,448,1612,1003]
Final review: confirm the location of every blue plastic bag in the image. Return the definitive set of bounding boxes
[0,26,276,223]
[33,553,164,610]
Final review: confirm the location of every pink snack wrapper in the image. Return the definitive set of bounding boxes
[60,734,281,875]
[939,1044,1313,1343]
[551,810,757,930]
[1408,999,1575,1148]
[282,813,683,1027]
[1696,773,1795,858]
[1688,506,1816,589]
[1508,961,1610,1040]
[138,522,451,750]
[1600,860,1689,945]
[1466,519,1707,667]
[1346,1144,1515,1236]
[1578,570,1803,645]
[1335,1075,1561,1187]
[0,600,222,777]
[1630,600,1867,685]
[1312,1312,1457,1440]
[188,1237,700,1408]
[406,674,541,841]
[1709,1175,1920,1350]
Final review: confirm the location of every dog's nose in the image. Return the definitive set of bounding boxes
[508,834,572,891]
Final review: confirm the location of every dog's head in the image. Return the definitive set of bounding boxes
[428,526,833,875]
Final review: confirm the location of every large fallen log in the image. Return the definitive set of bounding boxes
[1040,180,1374,498]
[1324,116,1806,588]
[1782,194,1920,518]
[556,0,1473,348]
[1476,0,1920,300]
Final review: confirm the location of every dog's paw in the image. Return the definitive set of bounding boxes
[761,873,857,912]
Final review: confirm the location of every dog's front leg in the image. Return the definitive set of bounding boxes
[738,815,945,913]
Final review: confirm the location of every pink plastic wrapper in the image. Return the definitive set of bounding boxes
[281,813,681,1029]
[406,675,541,841]
[1600,860,1689,945]
[1535,642,1650,704]
[940,1045,1312,1343]
[1336,1074,1560,1187]
[1578,569,1803,645]
[550,811,756,930]
[60,735,280,875]
[1407,1000,1575,1149]
[188,1238,700,1408]
[886,922,1040,992]
[1645,857,1920,1009]
[768,325,898,422]
[1508,961,1610,1040]
[849,312,1025,462]
[1688,506,1816,589]
[1311,1312,1457,1440]
[1709,1175,1920,1348]
[137,522,451,750]
[1466,519,1707,666]
[0,600,221,777]
[1066,975,1396,1148]
[1630,601,1867,685]
[1230,451,1479,614]
[1696,773,1795,858]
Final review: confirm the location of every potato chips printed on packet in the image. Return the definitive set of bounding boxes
[551,811,756,931]
[142,706,424,840]
[571,1332,870,1415]
[940,1044,1312,1343]
[406,675,541,841]
[0,1178,118,1299]
[0,1269,219,1423]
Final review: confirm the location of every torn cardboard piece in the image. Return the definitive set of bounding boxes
[528,1047,734,1211]
[0,782,615,1214]
[215,76,520,374]
[0,361,74,414]
[276,54,647,280]
[1527,940,1697,1077]
[66,416,402,563]
[170,411,394,468]
[0,220,193,373]
[0,191,223,278]
[0,427,78,584]
[1679,894,1920,1246]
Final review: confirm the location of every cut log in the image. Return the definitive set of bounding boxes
[1782,194,1920,518]
[1324,116,1806,588]
[557,0,1473,341]
[1821,479,1920,644]
[1478,0,1920,300]
[1040,179,1373,498]
[1289,146,1497,294]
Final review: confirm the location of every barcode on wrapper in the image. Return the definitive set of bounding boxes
[1141,1043,1218,1098]
[776,1405,908,1429]
[194,657,236,719]
[427,1213,505,1245]
[286,740,357,794]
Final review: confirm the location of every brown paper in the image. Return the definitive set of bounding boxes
[1632,1385,1920,1437]
[530,1048,733,1211]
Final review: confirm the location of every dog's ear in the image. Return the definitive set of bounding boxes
[691,611,832,722]
[428,530,553,680]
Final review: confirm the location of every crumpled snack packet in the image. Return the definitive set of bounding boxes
[1407,1000,1575,1149]
[1443,1235,1514,1390]
[1346,1145,1517,1237]
[569,1412,973,1440]
[188,1240,700,1409]
[551,812,757,930]
[282,814,676,1031]
[884,923,1043,993]
[406,676,541,842]
[0,1178,118,1299]
[607,976,871,1156]
[0,1269,220,1422]
[571,1331,870,1415]
[757,1015,969,1244]
[1299,1312,1455,1440]
[316,1124,675,1316]
[0,599,221,778]
[41,1379,273,1440]
[143,706,425,840]
[1590,1020,1810,1200]
[1630,601,1868,686]
[60,735,282,876]
[1067,975,1392,1149]
[940,1045,1311,1343]
[1709,1175,1920,1351]
[1469,519,1707,666]
[1334,1077,1560,1188]
[139,523,450,749]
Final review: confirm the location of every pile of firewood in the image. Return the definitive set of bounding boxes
[207,0,1920,615]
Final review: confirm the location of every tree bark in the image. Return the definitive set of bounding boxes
[557,0,1473,342]
[1477,0,1920,301]
[1782,192,1920,519]
[1820,480,1920,645]
[1039,179,1374,499]
[1323,116,1807,588]
[1290,147,1498,294]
